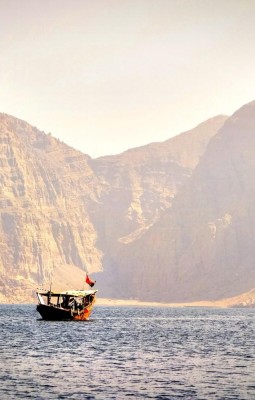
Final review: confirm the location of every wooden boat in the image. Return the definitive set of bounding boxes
[36,289,97,320]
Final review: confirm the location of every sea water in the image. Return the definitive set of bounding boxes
[0,304,254,399]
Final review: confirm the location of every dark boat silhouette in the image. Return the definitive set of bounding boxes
[36,289,97,320]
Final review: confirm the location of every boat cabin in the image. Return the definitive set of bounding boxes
[36,290,97,312]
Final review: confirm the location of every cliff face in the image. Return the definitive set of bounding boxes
[106,102,255,302]
[0,111,229,303]
[0,114,103,302]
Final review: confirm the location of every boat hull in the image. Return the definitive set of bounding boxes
[37,304,91,321]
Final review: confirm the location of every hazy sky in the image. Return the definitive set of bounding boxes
[1,0,255,157]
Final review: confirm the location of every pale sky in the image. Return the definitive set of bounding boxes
[1,0,255,157]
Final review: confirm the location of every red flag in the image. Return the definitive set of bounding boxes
[85,274,95,287]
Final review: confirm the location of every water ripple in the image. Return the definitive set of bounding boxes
[0,305,254,399]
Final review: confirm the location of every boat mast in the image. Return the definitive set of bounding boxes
[48,264,54,303]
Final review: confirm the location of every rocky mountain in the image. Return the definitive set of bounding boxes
[0,112,227,302]
[0,114,103,302]
[105,101,255,303]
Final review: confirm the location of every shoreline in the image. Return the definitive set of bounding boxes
[96,297,225,308]
[1,289,255,308]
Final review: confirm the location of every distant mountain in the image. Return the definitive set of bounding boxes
[0,111,228,302]
[105,101,255,303]
[88,115,227,249]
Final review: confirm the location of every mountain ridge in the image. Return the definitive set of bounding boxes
[2,106,254,306]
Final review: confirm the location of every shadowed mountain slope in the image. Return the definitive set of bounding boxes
[103,101,255,302]
[88,115,227,252]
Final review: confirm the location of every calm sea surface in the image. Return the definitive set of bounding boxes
[0,305,254,399]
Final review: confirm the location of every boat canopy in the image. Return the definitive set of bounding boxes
[60,290,98,296]
[36,289,97,297]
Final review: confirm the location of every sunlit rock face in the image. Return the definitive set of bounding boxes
[0,114,103,302]
[106,101,255,302]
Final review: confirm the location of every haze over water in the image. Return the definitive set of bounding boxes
[0,305,254,399]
